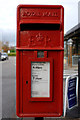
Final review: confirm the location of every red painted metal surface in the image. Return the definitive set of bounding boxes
[16,5,64,117]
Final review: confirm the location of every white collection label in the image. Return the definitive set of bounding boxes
[31,62,50,97]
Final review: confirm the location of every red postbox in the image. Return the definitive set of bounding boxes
[16,5,64,117]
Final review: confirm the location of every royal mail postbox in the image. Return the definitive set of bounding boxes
[16,5,64,117]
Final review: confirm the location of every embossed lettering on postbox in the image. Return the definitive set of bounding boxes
[20,8,60,20]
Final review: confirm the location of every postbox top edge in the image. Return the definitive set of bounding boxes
[17,4,64,10]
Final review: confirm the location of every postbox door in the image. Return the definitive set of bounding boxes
[18,50,63,116]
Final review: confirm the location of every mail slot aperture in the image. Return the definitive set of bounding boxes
[20,24,60,31]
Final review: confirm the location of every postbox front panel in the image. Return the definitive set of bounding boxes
[20,26,60,48]
[16,5,64,117]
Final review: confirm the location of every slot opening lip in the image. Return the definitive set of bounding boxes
[19,19,61,25]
